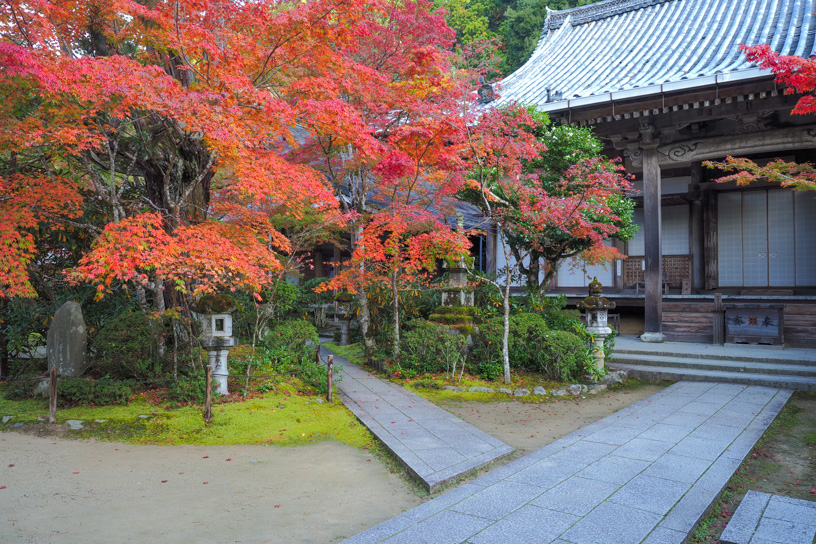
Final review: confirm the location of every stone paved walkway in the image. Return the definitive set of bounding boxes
[320,345,513,492]
[342,381,791,544]
[720,491,816,544]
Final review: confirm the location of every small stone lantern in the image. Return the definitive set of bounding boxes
[334,291,354,346]
[441,213,475,308]
[194,295,239,395]
[577,277,616,373]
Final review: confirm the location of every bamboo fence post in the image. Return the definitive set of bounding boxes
[48,368,57,424]
[204,366,213,422]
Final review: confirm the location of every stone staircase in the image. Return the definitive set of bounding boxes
[609,337,816,392]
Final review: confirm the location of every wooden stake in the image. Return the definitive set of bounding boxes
[327,355,334,403]
[204,366,213,422]
[48,368,57,424]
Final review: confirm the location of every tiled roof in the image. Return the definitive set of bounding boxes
[497,0,816,111]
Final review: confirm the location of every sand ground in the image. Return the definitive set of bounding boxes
[0,385,661,543]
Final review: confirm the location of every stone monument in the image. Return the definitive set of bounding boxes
[46,301,88,377]
[577,277,616,373]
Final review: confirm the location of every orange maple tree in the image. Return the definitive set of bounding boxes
[0,0,465,309]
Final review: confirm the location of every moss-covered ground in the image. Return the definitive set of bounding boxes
[0,381,373,448]
[323,341,665,405]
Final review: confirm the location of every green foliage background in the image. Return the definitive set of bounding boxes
[434,0,594,76]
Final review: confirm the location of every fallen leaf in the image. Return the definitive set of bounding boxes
[274,505,281,508]
[161,480,168,483]
[226,458,232,461]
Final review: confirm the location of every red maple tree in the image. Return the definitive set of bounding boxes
[0,0,461,309]
[706,45,816,190]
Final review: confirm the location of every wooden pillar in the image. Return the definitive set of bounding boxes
[703,190,718,290]
[642,146,665,342]
[313,249,325,278]
[485,222,497,275]
[613,239,625,290]
[690,162,705,291]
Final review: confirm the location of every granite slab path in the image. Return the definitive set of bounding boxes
[720,490,816,544]
[341,381,792,544]
[320,345,513,492]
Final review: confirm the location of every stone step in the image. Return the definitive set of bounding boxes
[611,353,816,377]
[719,490,770,544]
[614,347,814,366]
[720,491,816,544]
[608,363,816,392]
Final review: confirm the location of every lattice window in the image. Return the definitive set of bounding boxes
[663,255,691,288]
[623,255,690,289]
[624,257,644,287]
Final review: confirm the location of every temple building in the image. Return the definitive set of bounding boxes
[495,0,816,346]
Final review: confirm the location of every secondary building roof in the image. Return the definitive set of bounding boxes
[498,0,816,112]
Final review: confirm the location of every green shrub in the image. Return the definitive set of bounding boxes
[471,313,550,373]
[471,312,590,381]
[400,320,468,377]
[531,330,590,382]
[233,280,303,341]
[478,362,504,381]
[3,377,39,400]
[58,379,133,407]
[166,372,207,405]
[264,320,318,352]
[91,311,170,380]
[227,336,326,395]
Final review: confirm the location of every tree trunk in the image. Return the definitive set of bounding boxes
[499,229,512,384]
[539,259,558,298]
[150,283,166,358]
[358,283,376,359]
[352,227,376,359]
[391,268,400,362]
[526,255,540,294]
[135,285,149,313]
[0,298,8,380]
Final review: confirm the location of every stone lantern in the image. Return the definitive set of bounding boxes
[577,277,616,373]
[194,295,239,395]
[440,212,475,308]
[334,291,353,346]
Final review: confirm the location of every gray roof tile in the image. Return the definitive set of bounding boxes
[498,0,816,110]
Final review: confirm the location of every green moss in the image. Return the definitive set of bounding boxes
[428,314,474,325]
[0,382,373,448]
[609,378,674,392]
[431,306,478,317]
[192,294,242,313]
[451,325,476,336]
[322,341,366,365]
[442,286,474,294]
[399,373,572,404]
